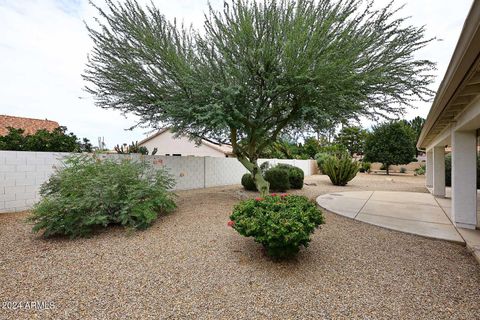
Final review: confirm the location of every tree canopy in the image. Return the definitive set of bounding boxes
[335,126,369,156]
[0,127,92,152]
[84,0,435,194]
[363,121,416,174]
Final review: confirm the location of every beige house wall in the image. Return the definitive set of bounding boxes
[140,130,227,157]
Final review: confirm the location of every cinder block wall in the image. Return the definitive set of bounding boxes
[0,151,316,213]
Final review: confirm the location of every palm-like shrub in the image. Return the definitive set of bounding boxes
[322,156,360,186]
[28,154,176,238]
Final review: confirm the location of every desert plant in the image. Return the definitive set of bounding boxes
[322,156,360,186]
[264,167,290,192]
[114,141,148,154]
[275,164,304,189]
[400,167,407,174]
[241,173,257,191]
[315,153,334,173]
[229,194,325,259]
[84,0,435,196]
[358,161,371,173]
[28,154,176,238]
[414,165,426,176]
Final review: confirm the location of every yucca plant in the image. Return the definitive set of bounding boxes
[323,156,360,186]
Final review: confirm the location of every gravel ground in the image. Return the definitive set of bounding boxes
[1,173,480,319]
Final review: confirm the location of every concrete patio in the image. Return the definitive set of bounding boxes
[316,191,480,263]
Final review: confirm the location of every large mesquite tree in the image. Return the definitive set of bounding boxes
[84,0,435,195]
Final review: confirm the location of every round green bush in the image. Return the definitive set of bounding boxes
[229,194,325,259]
[276,164,304,189]
[28,154,176,238]
[264,167,290,192]
[241,173,257,191]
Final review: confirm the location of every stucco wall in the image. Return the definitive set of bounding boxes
[0,151,316,213]
[140,130,227,157]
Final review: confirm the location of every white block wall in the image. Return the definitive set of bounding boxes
[0,151,70,213]
[0,151,316,213]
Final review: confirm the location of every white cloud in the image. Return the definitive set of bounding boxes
[0,0,474,146]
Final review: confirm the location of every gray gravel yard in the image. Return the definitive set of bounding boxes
[1,173,480,319]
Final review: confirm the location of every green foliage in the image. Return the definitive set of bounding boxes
[322,156,360,186]
[0,127,92,152]
[241,173,257,191]
[364,121,416,174]
[359,161,371,173]
[264,167,290,192]
[414,165,426,176]
[335,126,369,156]
[28,155,176,238]
[302,138,322,159]
[401,116,425,157]
[275,164,304,189]
[230,194,325,259]
[84,0,435,195]
[315,144,348,173]
[315,153,333,173]
[114,141,149,154]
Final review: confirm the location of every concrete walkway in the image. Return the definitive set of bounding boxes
[317,191,480,263]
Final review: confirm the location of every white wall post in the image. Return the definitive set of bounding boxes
[426,149,433,188]
[452,130,477,229]
[432,146,446,197]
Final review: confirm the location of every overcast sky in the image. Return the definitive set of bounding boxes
[0,0,474,148]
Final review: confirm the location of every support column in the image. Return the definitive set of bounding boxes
[426,149,433,188]
[432,146,445,197]
[452,130,477,229]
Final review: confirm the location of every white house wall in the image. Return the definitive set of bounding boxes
[140,130,227,157]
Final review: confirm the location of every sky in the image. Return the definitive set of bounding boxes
[0,0,474,148]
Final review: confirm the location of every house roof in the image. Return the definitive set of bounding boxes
[0,115,60,136]
[139,128,234,156]
[417,1,480,149]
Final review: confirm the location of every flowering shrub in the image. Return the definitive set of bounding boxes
[229,194,324,259]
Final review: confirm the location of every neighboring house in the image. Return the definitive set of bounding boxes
[0,115,59,136]
[139,128,234,157]
[417,1,480,229]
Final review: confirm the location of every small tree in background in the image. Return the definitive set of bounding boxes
[363,121,416,174]
[401,116,426,157]
[84,0,435,195]
[335,126,369,156]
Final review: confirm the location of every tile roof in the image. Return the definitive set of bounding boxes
[0,115,60,136]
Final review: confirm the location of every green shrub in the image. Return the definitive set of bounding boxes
[229,194,325,259]
[275,164,304,189]
[414,165,425,176]
[315,153,334,173]
[400,167,407,174]
[264,167,290,191]
[241,173,257,191]
[28,154,176,238]
[358,161,371,173]
[322,156,360,186]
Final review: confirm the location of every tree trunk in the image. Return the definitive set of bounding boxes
[237,156,270,196]
[386,165,390,175]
